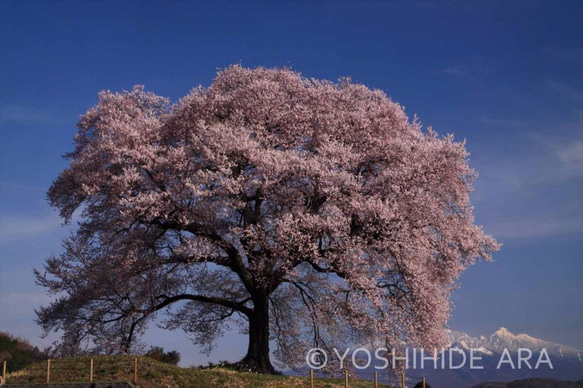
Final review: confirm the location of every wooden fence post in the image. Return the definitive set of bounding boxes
[422,376,426,388]
[90,358,93,382]
[400,371,405,388]
[133,357,138,384]
[374,371,378,388]
[309,369,314,388]
[344,368,348,388]
[2,361,6,385]
[46,359,51,383]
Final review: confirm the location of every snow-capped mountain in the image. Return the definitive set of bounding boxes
[291,327,583,387]
[411,327,583,387]
[354,328,583,388]
[448,327,583,361]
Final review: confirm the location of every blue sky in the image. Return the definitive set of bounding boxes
[1,1,582,366]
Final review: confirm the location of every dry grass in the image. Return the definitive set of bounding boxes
[4,355,394,388]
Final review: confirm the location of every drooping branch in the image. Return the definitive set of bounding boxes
[151,293,252,316]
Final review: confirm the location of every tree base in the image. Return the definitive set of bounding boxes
[203,358,279,375]
[237,355,279,374]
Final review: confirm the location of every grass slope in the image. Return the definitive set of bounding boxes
[4,355,393,388]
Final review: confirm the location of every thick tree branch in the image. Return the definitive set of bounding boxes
[152,293,253,316]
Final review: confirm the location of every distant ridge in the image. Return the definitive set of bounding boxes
[417,327,583,388]
[448,327,583,360]
[472,377,583,388]
[345,327,583,388]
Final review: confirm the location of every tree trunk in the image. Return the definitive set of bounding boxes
[240,293,276,374]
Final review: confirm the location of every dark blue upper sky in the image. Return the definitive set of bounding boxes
[1,0,582,366]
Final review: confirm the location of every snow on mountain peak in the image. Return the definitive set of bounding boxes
[492,327,514,337]
[447,327,583,360]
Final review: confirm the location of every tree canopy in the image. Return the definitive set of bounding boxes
[36,65,499,373]
[0,331,47,372]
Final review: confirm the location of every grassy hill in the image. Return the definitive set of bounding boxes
[4,355,393,388]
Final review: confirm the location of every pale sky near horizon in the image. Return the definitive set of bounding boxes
[1,0,582,367]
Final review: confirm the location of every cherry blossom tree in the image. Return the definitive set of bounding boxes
[35,65,499,373]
